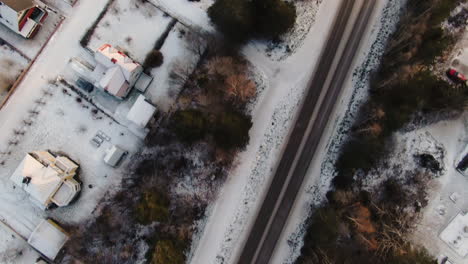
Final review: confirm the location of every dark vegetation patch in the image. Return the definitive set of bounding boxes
[414,153,442,174]
[298,172,435,264]
[336,0,464,184]
[143,50,164,69]
[208,0,296,42]
[298,0,465,263]
[66,30,258,263]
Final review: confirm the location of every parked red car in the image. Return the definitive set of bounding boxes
[446,68,468,84]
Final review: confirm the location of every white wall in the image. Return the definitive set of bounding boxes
[0,3,19,32]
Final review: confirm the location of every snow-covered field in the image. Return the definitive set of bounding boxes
[408,15,468,263]
[0,0,443,263]
[148,0,214,31]
[0,225,38,263]
[0,44,29,104]
[0,10,62,60]
[87,0,174,63]
[359,113,468,264]
[0,0,146,262]
[145,23,199,111]
[270,0,407,262]
[184,0,392,263]
[0,80,142,262]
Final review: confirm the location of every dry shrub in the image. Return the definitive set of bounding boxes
[203,56,257,105]
[225,74,256,104]
[0,73,14,94]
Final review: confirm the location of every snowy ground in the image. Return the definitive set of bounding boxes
[381,115,468,264]
[42,0,76,11]
[0,9,62,60]
[269,0,407,262]
[0,0,146,262]
[408,18,468,264]
[149,0,320,62]
[0,80,142,263]
[145,23,199,111]
[0,0,418,263]
[183,0,402,263]
[0,224,38,264]
[148,0,214,31]
[0,44,29,104]
[86,0,174,63]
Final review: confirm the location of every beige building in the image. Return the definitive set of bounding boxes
[10,151,81,210]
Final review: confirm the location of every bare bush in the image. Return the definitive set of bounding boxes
[185,30,208,58]
[203,56,256,105]
[225,74,256,103]
[204,56,240,79]
[0,73,14,94]
[169,59,196,87]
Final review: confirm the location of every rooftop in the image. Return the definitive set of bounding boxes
[126,95,156,128]
[1,0,35,12]
[440,212,468,258]
[27,219,69,260]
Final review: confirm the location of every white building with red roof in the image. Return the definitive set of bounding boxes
[93,44,143,99]
[0,0,48,38]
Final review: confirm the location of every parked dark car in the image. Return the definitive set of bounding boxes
[456,154,468,173]
[446,68,468,84]
[76,78,94,93]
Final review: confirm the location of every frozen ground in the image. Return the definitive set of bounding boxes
[0,44,29,104]
[0,83,141,263]
[145,23,199,111]
[270,0,407,262]
[148,0,214,31]
[0,224,38,264]
[42,0,76,12]
[387,115,468,264]
[0,9,62,60]
[186,0,397,263]
[87,0,173,63]
[0,0,146,262]
[150,0,320,62]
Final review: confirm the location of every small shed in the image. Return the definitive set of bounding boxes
[126,95,157,128]
[103,145,127,167]
[28,219,69,261]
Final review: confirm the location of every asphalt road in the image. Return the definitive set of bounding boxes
[236,1,377,263]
